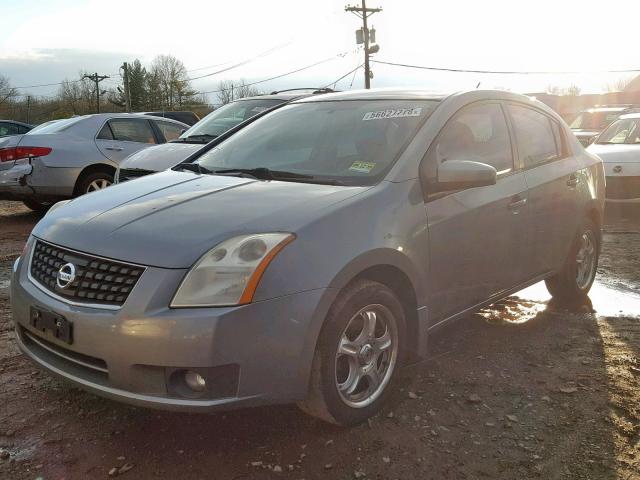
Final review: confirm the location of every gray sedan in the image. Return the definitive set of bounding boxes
[11,89,604,425]
[0,113,188,211]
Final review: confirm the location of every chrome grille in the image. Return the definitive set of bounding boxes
[29,240,144,307]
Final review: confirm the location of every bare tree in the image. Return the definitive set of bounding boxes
[57,74,96,115]
[215,79,261,105]
[604,76,635,93]
[148,55,197,109]
[545,84,581,96]
[0,75,17,107]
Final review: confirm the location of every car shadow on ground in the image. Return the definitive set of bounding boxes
[24,293,625,479]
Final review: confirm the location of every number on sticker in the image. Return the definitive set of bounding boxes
[362,107,423,121]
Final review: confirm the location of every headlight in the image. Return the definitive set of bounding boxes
[170,233,295,307]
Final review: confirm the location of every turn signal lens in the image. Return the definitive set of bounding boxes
[0,146,52,163]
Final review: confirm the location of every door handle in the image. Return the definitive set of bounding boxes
[105,146,124,152]
[566,174,579,187]
[508,196,527,212]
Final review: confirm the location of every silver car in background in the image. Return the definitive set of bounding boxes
[0,113,188,211]
[11,89,604,426]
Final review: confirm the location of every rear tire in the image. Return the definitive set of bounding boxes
[297,280,406,426]
[545,218,599,302]
[22,199,52,213]
[76,171,114,196]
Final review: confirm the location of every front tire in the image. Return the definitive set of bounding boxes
[298,280,406,426]
[545,218,599,302]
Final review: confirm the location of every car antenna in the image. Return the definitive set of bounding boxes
[476,82,481,89]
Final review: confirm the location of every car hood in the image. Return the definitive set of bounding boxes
[119,142,203,172]
[33,170,368,268]
[587,143,640,163]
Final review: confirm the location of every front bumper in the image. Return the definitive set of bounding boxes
[11,249,334,412]
[604,162,640,202]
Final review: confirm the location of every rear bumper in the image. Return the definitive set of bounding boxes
[0,162,34,200]
[0,160,76,201]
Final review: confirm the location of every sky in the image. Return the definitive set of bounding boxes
[1,0,639,103]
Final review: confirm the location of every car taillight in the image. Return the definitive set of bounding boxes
[0,146,52,163]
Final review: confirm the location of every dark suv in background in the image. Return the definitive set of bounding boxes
[141,111,200,126]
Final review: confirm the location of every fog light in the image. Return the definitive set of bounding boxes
[184,370,206,392]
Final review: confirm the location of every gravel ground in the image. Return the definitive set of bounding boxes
[0,200,639,480]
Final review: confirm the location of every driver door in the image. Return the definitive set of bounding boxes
[423,101,530,325]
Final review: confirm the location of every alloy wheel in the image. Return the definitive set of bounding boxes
[335,304,399,408]
[575,230,596,290]
[86,178,112,192]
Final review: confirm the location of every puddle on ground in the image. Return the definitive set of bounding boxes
[480,280,640,324]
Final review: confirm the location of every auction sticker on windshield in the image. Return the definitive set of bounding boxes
[362,107,423,121]
[349,161,376,173]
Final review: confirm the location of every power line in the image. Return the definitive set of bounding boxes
[9,43,290,90]
[197,52,351,95]
[187,42,293,81]
[372,60,640,75]
[324,64,363,89]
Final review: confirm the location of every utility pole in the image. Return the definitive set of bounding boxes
[345,0,381,89]
[26,95,31,124]
[121,62,131,112]
[82,72,109,113]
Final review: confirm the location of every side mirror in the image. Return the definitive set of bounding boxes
[436,160,497,192]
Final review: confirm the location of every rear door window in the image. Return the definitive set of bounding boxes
[0,122,17,136]
[154,120,184,142]
[508,105,561,167]
[107,119,156,144]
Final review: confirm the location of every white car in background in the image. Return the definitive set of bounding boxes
[587,112,640,202]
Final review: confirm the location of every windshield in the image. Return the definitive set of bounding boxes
[194,99,439,185]
[570,111,620,131]
[596,118,640,144]
[181,99,283,139]
[26,117,82,134]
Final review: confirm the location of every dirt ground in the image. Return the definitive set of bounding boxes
[1,200,639,480]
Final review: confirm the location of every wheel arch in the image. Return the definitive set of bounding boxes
[73,163,117,196]
[324,249,428,362]
[583,198,603,252]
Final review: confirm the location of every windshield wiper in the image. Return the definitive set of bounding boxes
[212,168,314,180]
[173,162,212,174]
[212,167,346,185]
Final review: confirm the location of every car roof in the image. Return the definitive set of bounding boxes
[0,119,33,127]
[234,88,338,103]
[71,113,189,126]
[583,106,633,113]
[618,112,640,120]
[293,88,453,103]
